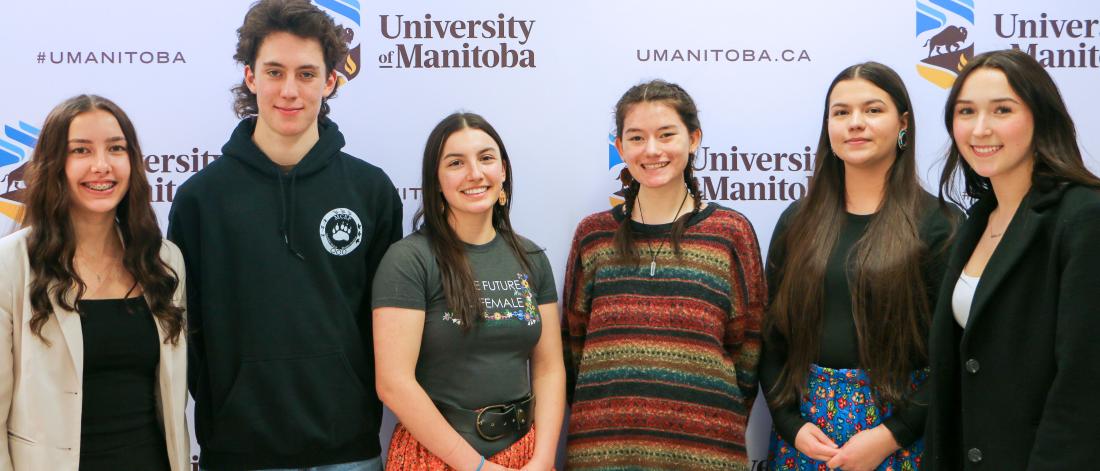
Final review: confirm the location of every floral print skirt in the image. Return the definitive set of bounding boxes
[769,364,927,471]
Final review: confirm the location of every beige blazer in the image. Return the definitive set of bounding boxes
[0,227,189,471]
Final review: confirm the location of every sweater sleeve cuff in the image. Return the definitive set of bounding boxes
[882,416,916,448]
[773,406,809,445]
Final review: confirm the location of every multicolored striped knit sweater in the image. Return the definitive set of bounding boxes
[562,203,766,470]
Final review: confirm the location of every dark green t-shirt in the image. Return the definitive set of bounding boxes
[372,231,557,409]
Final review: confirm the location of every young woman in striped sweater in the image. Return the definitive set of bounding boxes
[562,79,767,470]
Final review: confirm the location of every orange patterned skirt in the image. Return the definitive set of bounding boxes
[385,422,539,470]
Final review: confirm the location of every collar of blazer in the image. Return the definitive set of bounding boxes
[952,178,1069,343]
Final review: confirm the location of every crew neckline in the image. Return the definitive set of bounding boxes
[617,202,719,234]
[463,231,502,253]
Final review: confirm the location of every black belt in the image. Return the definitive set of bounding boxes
[434,395,534,456]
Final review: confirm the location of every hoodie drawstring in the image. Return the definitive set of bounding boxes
[287,170,303,260]
[277,170,305,260]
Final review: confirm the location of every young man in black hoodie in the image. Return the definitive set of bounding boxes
[168,1,401,469]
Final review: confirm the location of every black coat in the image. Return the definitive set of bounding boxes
[925,182,1100,470]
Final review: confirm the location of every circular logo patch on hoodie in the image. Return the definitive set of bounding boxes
[319,208,363,256]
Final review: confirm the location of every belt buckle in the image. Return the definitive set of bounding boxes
[475,403,513,441]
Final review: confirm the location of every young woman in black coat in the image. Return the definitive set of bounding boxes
[926,48,1100,470]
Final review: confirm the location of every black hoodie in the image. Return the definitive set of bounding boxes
[168,117,401,470]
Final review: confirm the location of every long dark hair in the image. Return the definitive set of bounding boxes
[413,112,533,331]
[612,79,705,262]
[939,49,1100,205]
[22,95,184,345]
[767,63,932,407]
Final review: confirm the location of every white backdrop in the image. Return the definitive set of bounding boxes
[2,1,1098,468]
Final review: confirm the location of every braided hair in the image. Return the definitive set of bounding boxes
[612,79,704,262]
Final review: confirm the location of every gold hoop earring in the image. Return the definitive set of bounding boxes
[498,189,508,206]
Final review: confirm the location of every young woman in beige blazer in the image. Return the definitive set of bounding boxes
[0,95,188,471]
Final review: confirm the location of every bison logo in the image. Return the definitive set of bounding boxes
[916,0,975,89]
[924,26,968,57]
[336,26,362,85]
[0,120,39,229]
[313,0,362,86]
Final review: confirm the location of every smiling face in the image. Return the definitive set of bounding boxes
[616,101,701,193]
[64,109,131,221]
[952,67,1036,185]
[245,31,336,140]
[437,128,506,223]
[827,78,908,172]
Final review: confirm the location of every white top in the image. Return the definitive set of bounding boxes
[952,272,980,328]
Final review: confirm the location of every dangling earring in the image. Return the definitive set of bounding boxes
[897,129,908,150]
[498,188,508,206]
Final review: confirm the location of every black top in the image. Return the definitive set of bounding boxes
[760,193,958,447]
[78,296,169,471]
[168,117,402,470]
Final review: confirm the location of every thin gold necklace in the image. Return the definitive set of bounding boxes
[75,238,121,289]
[988,209,1009,239]
[635,189,690,277]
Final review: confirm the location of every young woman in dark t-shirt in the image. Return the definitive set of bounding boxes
[372,112,565,471]
[759,63,958,471]
[0,95,189,471]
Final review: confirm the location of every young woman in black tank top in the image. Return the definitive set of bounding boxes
[0,95,188,471]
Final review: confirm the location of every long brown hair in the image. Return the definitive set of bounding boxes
[767,63,933,407]
[413,112,533,331]
[22,95,185,344]
[612,79,705,262]
[939,49,1100,205]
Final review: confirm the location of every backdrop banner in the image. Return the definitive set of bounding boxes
[2,1,1097,468]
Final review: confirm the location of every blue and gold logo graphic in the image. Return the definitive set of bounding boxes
[314,0,362,85]
[608,132,626,207]
[916,0,975,89]
[0,120,38,224]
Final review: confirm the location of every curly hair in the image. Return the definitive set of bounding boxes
[231,0,349,119]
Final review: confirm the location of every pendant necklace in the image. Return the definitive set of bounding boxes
[635,189,690,277]
[75,237,121,294]
[76,253,117,289]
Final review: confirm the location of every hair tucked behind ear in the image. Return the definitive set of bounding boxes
[413,112,534,331]
[612,79,704,263]
[766,63,941,408]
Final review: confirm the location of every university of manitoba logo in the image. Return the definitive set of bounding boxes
[319,208,363,256]
[313,0,362,85]
[0,120,39,226]
[607,133,626,207]
[916,0,975,89]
